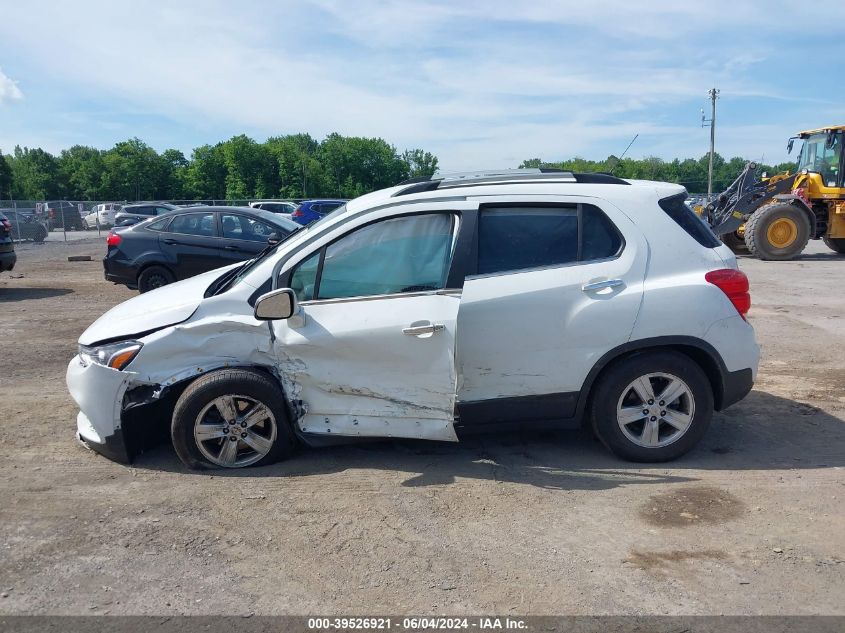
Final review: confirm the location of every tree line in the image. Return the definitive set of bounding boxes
[520,154,797,194]
[0,133,438,202]
[0,132,797,202]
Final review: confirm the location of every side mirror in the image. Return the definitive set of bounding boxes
[267,231,282,245]
[254,288,297,321]
[787,138,794,154]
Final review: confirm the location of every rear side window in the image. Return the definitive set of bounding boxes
[659,193,720,247]
[147,217,170,231]
[168,212,217,237]
[477,204,622,275]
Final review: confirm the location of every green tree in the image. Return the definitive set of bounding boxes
[0,150,12,200]
[9,146,63,199]
[160,149,189,199]
[183,144,226,200]
[401,149,438,178]
[58,145,104,199]
[267,133,321,198]
[100,138,165,200]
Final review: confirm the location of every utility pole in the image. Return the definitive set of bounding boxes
[700,88,719,199]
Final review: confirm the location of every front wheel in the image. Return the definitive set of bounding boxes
[171,369,296,469]
[589,351,713,462]
[744,204,811,260]
[823,236,845,255]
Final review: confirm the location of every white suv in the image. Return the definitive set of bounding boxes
[67,169,759,468]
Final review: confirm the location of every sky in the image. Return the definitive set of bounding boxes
[0,0,843,170]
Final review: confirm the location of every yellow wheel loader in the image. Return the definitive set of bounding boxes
[702,126,845,260]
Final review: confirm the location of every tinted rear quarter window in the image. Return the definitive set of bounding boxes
[477,204,622,275]
[658,193,720,247]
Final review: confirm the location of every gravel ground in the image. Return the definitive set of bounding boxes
[0,238,843,616]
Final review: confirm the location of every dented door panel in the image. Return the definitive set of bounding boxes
[273,293,460,440]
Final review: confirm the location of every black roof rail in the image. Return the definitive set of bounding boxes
[392,168,629,197]
[572,172,631,185]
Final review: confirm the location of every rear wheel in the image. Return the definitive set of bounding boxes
[34,225,47,242]
[137,265,174,293]
[589,351,713,462]
[171,369,296,469]
[823,236,845,254]
[745,203,811,260]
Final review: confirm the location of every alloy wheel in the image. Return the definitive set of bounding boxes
[193,395,277,467]
[616,372,695,448]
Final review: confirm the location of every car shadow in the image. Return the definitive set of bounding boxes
[130,390,845,488]
[0,287,74,301]
[737,252,844,262]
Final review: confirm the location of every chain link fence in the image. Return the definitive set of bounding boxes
[0,199,304,243]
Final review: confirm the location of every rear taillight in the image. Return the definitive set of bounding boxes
[49,209,55,218]
[106,231,122,247]
[706,268,750,320]
[1,219,10,233]
[292,208,303,217]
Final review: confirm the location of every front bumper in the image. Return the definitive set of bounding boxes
[76,415,131,463]
[67,355,134,462]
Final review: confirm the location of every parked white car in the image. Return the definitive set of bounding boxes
[67,169,759,468]
[82,203,122,229]
[249,200,298,214]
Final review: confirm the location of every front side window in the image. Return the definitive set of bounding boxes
[797,133,842,183]
[168,212,217,237]
[290,252,320,301]
[290,213,456,301]
[221,214,276,241]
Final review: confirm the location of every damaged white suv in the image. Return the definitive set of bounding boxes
[67,169,759,468]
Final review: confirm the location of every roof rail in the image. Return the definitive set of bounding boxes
[393,168,628,196]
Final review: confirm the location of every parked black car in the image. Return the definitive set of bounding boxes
[44,200,83,231]
[114,202,181,227]
[104,206,300,292]
[0,213,17,272]
[2,210,48,242]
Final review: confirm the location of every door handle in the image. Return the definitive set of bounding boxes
[223,245,238,251]
[581,278,624,292]
[402,323,445,337]
[162,238,178,245]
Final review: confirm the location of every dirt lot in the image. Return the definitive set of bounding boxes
[1,238,843,616]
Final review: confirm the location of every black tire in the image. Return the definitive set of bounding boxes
[137,265,175,293]
[823,236,845,255]
[589,351,714,462]
[82,219,89,231]
[34,225,47,242]
[744,203,811,261]
[171,368,296,469]
[720,231,748,253]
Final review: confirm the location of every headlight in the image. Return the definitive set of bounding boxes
[79,341,143,370]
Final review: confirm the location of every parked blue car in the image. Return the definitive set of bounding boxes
[290,199,347,225]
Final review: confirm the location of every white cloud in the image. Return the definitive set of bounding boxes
[0,0,842,168]
[0,67,23,104]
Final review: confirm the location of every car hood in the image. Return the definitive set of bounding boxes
[79,266,235,346]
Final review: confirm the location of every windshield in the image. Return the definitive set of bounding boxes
[220,204,349,293]
[797,133,842,186]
